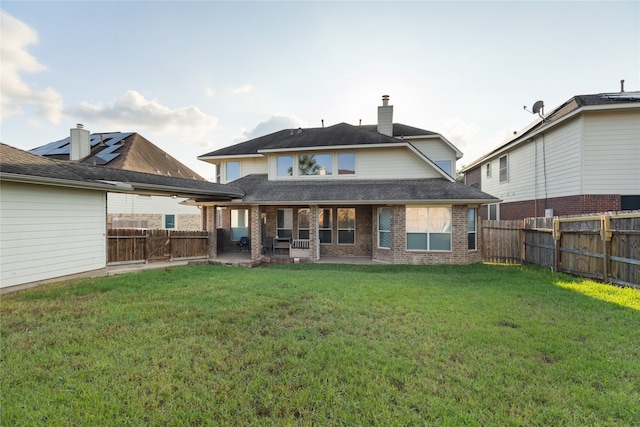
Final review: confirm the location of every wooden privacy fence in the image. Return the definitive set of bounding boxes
[481,211,640,288]
[108,229,209,264]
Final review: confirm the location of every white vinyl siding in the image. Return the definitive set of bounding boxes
[408,139,458,166]
[107,193,200,214]
[482,118,583,204]
[356,148,442,179]
[0,182,107,289]
[582,110,640,194]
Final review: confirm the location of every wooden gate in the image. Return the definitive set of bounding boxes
[108,229,209,264]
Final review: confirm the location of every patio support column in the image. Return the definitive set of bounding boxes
[206,206,218,259]
[309,205,319,261]
[250,204,261,261]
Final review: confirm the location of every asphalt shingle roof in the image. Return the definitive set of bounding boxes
[1,143,243,199]
[30,132,205,180]
[228,174,498,204]
[199,122,409,158]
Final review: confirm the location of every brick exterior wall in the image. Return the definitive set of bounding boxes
[207,203,482,265]
[108,213,202,230]
[465,166,482,190]
[481,194,622,220]
[372,205,481,265]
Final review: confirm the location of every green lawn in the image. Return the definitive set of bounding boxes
[1,264,639,426]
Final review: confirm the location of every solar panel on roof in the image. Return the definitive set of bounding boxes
[95,143,121,158]
[29,138,70,155]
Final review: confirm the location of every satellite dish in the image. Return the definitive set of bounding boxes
[532,100,544,115]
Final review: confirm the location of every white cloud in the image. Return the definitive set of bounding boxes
[442,117,480,144]
[69,90,218,136]
[229,84,254,94]
[0,11,63,123]
[205,87,214,98]
[239,115,305,141]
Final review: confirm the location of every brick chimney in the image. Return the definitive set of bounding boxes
[70,124,90,161]
[377,95,393,136]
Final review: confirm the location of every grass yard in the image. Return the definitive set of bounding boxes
[1,263,639,426]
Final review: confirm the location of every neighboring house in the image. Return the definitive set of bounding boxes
[461,90,640,220]
[0,143,241,292]
[29,126,205,230]
[194,95,499,264]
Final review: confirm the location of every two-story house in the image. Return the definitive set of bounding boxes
[194,96,498,264]
[462,89,640,220]
[30,126,205,230]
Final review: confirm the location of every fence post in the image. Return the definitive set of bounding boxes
[601,215,611,283]
[553,218,560,272]
[518,219,525,264]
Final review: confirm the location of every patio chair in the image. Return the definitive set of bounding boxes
[237,236,250,252]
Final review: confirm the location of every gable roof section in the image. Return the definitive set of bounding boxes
[1,143,243,200]
[203,174,498,205]
[461,91,640,172]
[30,132,205,180]
[199,123,403,158]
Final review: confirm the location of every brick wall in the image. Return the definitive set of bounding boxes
[485,194,622,220]
[372,205,481,265]
[465,166,482,190]
[108,213,202,230]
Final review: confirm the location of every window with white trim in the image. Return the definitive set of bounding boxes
[435,161,452,175]
[277,156,293,177]
[298,208,309,239]
[486,163,492,178]
[468,208,477,250]
[488,204,499,220]
[231,209,248,240]
[277,208,293,239]
[406,207,452,251]
[337,208,355,244]
[499,155,508,183]
[338,153,356,175]
[297,154,332,176]
[318,208,332,244]
[378,207,391,249]
[164,214,176,229]
[226,161,240,182]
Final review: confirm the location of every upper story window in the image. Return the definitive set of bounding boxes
[338,153,355,175]
[434,160,452,176]
[277,156,293,176]
[226,161,240,182]
[486,163,492,178]
[298,154,332,176]
[276,152,356,178]
[499,155,508,183]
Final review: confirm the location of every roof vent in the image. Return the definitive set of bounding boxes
[621,79,625,92]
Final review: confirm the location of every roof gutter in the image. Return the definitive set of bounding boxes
[184,198,501,206]
[0,172,133,192]
[122,182,244,199]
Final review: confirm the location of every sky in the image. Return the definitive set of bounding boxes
[1,1,638,180]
